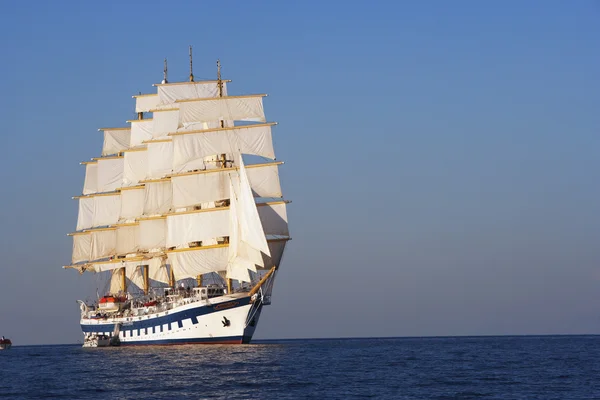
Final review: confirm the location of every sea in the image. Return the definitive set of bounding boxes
[1,336,599,399]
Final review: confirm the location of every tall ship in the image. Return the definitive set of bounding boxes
[64,49,290,346]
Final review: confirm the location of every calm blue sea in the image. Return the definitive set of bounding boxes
[1,336,599,399]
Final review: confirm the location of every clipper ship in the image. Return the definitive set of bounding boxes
[64,49,290,346]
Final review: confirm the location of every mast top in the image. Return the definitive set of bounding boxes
[217,59,223,97]
[189,45,194,82]
[162,58,168,84]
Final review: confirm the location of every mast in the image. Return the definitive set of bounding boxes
[169,268,175,288]
[120,267,127,294]
[217,60,227,167]
[162,58,168,84]
[137,92,144,120]
[189,46,194,82]
[218,58,233,292]
[143,265,149,295]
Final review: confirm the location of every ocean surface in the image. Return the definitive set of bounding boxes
[1,336,599,399]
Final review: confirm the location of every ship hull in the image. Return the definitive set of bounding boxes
[80,295,263,346]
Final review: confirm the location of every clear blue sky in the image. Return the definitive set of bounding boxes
[0,1,599,345]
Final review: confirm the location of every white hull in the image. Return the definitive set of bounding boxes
[0,344,11,350]
[81,293,263,345]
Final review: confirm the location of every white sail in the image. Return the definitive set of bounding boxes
[138,218,166,251]
[237,158,271,255]
[171,163,282,208]
[258,203,289,237]
[72,233,91,264]
[119,187,144,221]
[76,197,95,231]
[92,194,121,227]
[178,95,265,127]
[82,163,98,195]
[92,258,143,273]
[134,94,159,113]
[147,141,173,179]
[152,110,179,138]
[167,246,229,280]
[90,229,117,260]
[156,81,227,106]
[130,120,154,147]
[102,128,131,156]
[166,209,229,248]
[143,181,172,215]
[148,257,170,284]
[96,157,124,193]
[226,179,254,283]
[224,158,273,281]
[116,225,138,255]
[172,124,275,173]
[164,202,286,249]
[109,269,123,294]
[264,240,287,268]
[122,149,148,186]
[126,265,146,291]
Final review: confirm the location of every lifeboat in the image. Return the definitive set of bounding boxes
[98,295,127,312]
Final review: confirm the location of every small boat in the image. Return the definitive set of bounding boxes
[0,337,12,350]
[82,333,120,348]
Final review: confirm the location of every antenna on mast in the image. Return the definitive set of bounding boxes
[217,59,223,97]
[189,45,194,82]
[217,59,226,165]
[162,58,168,84]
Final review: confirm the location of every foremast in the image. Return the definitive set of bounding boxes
[64,50,290,299]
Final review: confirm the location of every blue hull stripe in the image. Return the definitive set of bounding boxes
[119,335,252,346]
[81,297,251,333]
